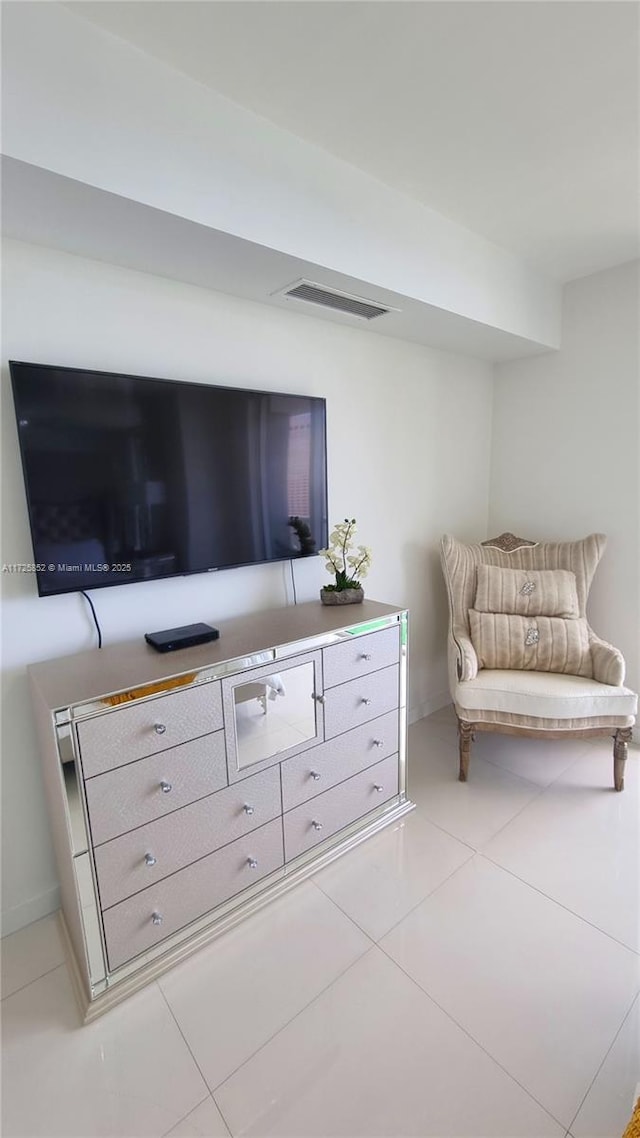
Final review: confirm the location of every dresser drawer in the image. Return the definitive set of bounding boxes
[323,664,399,741]
[283,754,398,862]
[323,626,400,690]
[281,710,399,812]
[85,731,227,846]
[94,766,281,909]
[77,681,223,778]
[102,817,284,971]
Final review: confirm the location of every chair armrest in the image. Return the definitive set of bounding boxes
[589,634,625,686]
[451,631,479,682]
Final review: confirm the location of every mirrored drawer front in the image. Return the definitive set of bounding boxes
[77,681,223,779]
[323,664,399,741]
[85,731,228,847]
[281,710,399,812]
[103,817,284,972]
[323,625,400,690]
[283,754,399,862]
[94,766,281,909]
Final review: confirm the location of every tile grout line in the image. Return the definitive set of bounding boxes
[407,751,548,851]
[373,939,570,1133]
[417,723,552,791]
[164,936,377,1101]
[160,1092,213,1138]
[414,769,546,855]
[0,959,67,1003]
[418,711,618,801]
[372,848,638,1134]
[307,875,379,946]
[315,801,638,1135]
[156,983,233,1138]
[566,990,640,1135]
[405,806,478,854]
[474,768,549,837]
[362,850,476,944]
[308,830,476,943]
[479,850,640,957]
[207,943,380,1096]
[402,810,483,852]
[411,749,554,855]
[476,740,592,787]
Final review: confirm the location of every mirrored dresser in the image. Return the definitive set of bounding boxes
[28,599,412,1020]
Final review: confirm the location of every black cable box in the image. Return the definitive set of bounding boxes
[144,622,220,653]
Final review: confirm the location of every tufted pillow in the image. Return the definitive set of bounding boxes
[469,609,593,677]
[475,564,579,618]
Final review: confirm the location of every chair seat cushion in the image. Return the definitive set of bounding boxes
[455,669,638,721]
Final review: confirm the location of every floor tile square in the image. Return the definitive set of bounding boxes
[1,965,208,1137]
[408,719,542,848]
[215,946,564,1137]
[1,912,65,999]
[473,731,590,787]
[158,881,370,1090]
[571,994,640,1138]
[313,809,473,939]
[381,856,640,1128]
[483,745,640,950]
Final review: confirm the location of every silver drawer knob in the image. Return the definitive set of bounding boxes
[312,820,323,831]
[247,857,258,869]
[374,784,384,794]
[154,723,167,735]
[373,739,383,748]
[313,693,326,704]
[160,780,172,793]
[310,771,321,781]
[361,653,372,661]
[144,853,157,867]
[361,697,372,706]
[151,911,163,926]
[243,804,255,815]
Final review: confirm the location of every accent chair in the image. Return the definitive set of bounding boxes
[440,532,637,790]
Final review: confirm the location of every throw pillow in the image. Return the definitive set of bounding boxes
[469,609,593,677]
[475,564,579,618]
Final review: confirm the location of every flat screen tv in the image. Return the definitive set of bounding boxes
[9,361,328,597]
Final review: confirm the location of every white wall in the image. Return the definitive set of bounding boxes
[490,260,640,693]
[1,2,561,348]
[0,238,494,933]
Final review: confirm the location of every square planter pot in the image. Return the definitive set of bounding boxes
[320,587,364,606]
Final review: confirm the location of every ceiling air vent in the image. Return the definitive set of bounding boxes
[278,280,394,321]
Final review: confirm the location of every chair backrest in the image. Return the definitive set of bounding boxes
[440,531,606,648]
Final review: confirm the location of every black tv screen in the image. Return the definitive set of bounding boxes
[9,361,328,597]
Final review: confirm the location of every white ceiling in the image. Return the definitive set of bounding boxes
[67,0,640,283]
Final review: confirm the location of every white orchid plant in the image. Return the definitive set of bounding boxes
[319,518,372,592]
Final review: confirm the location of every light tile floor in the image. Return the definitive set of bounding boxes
[2,710,638,1137]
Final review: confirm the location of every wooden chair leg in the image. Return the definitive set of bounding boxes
[613,727,632,791]
[458,719,475,782]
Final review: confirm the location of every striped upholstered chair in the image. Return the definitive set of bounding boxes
[440,532,637,790]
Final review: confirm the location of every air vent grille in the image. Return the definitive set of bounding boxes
[282,281,391,321]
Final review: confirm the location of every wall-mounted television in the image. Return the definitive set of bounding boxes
[9,361,328,598]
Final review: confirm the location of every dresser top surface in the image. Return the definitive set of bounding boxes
[28,599,406,710]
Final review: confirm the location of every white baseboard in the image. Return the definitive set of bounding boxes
[407,692,452,725]
[1,886,61,938]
